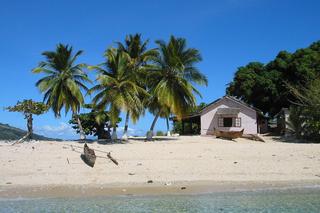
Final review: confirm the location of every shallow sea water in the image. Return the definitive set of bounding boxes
[1,188,320,213]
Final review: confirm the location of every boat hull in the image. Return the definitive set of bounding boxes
[214,128,244,140]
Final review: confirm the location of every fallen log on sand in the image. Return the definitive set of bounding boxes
[107,152,119,166]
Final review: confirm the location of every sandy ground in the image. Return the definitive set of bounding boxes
[1,136,320,197]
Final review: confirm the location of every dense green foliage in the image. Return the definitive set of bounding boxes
[227,41,320,116]
[287,78,320,141]
[69,105,121,139]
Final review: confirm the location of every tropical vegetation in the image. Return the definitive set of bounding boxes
[227,41,320,141]
[32,44,91,140]
[286,78,320,141]
[145,36,208,139]
[227,41,320,116]
[8,35,318,142]
[69,104,121,140]
[6,99,48,140]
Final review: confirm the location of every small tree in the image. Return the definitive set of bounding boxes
[6,99,48,141]
[69,105,121,140]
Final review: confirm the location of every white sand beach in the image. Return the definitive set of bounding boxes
[1,136,320,197]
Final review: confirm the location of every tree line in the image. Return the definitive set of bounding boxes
[227,41,320,141]
[7,34,207,141]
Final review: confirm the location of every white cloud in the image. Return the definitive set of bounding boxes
[34,123,146,140]
[116,126,145,137]
[34,122,77,139]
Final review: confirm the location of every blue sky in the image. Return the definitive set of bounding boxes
[0,0,319,139]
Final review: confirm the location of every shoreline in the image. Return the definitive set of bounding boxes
[1,180,320,199]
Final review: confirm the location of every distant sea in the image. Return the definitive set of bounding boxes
[1,187,320,212]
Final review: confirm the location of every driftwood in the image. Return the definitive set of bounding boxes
[11,132,31,146]
[214,128,244,140]
[107,152,119,166]
[241,134,265,142]
[81,143,96,167]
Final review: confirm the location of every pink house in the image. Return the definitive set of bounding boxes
[200,96,266,135]
[172,96,267,135]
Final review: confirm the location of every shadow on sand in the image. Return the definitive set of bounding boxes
[270,135,318,144]
[74,136,179,145]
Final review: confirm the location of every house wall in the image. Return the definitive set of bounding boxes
[200,98,258,135]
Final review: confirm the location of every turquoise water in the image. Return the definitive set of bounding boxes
[1,188,320,212]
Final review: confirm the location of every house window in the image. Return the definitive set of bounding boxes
[234,118,241,127]
[218,117,241,127]
[223,117,233,127]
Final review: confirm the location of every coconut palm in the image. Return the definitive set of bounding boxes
[146,36,208,139]
[116,34,158,140]
[89,48,147,140]
[146,95,171,138]
[32,44,90,140]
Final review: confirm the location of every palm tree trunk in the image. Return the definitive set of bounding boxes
[75,114,86,140]
[111,126,117,141]
[26,113,33,140]
[166,117,171,136]
[122,111,130,141]
[147,112,160,140]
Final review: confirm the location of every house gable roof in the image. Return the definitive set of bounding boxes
[200,95,262,115]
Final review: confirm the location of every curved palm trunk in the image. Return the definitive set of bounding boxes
[74,114,86,140]
[122,111,130,141]
[147,112,160,140]
[166,117,171,136]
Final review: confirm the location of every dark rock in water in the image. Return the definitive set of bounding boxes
[181,187,186,190]
[81,143,96,167]
[147,180,153,183]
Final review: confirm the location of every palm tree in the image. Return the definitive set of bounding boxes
[89,48,147,140]
[146,36,208,139]
[116,34,158,140]
[146,95,171,138]
[32,44,90,140]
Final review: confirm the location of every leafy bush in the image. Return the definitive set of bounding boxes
[156,131,165,136]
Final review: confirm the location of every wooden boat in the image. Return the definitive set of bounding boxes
[214,128,244,140]
[81,143,96,167]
